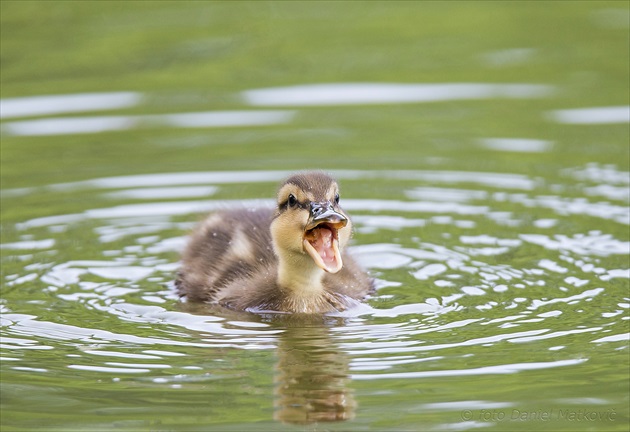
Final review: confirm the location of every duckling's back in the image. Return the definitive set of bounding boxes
[176,208,276,303]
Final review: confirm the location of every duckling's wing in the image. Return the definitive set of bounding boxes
[176,208,276,302]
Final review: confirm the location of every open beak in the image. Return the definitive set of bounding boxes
[302,202,347,273]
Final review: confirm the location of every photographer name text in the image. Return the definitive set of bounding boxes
[460,408,617,423]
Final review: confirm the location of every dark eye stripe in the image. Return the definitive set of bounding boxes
[278,199,308,211]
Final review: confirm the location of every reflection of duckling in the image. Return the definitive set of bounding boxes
[176,171,373,313]
[274,321,355,424]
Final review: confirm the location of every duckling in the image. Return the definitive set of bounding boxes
[176,171,373,313]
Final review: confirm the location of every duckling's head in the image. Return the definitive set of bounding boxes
[271,171,352,275]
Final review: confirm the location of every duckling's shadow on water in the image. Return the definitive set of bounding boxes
[179,302,357,424]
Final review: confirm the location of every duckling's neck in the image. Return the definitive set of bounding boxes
[276,252,326,298]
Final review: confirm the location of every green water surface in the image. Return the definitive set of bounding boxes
[1,2,629,431]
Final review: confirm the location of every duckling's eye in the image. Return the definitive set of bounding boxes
[335,193,340,204]
[287,194,297,208]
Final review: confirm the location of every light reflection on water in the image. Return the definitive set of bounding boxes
[0,92,142,119]
[478,137,554,153]
[4,85,626,139]
[241,82,554,106]
[1,166,629,428]
[1,110,296,136]
[548,106,630,125]
[0,82,555,138]
[10,168,628,235]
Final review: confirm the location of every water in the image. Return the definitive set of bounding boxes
[1,2,629,431]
